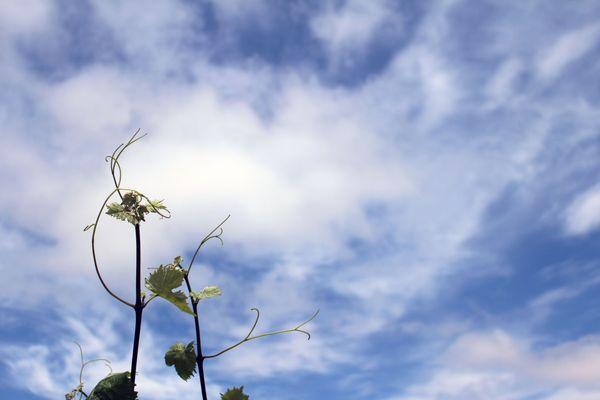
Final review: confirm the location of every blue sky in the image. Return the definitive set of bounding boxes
[2,0,600,399]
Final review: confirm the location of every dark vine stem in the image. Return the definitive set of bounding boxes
[130,223,143,385]
[183,274,209,400]
[182,216,230,400]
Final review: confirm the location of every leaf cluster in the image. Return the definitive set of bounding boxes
[106,191,167,225]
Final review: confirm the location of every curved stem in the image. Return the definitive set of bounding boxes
[187,215,230,274]
[72,342,111,398]
[106,128,145,201]
[89,184,172,309]
[183,274,209,400]
[91,188,134,308]
[142,294,158,308]
[204,309,319,359]
[130,224,144,385]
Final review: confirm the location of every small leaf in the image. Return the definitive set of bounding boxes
[191,286,222,302]
[121,192,139,209]
[106,202,139,224]
[146,199,167,213]
[221,386,250,400]
[165,341,197,381]
[145,265,193,314]
[105,192,167,224]
[88,372,137,400]
[173,256,183,267]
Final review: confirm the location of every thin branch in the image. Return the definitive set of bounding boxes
[203,309,319,359]
[72,342,111,399]
[105,129,145,201]
[134,191,172,219]
[143,294,159,308]
[105,155,123,196]
[182,273,209,400]
[89,185,172,308]
[76,342,84,383]
[187,215,231,274]
[87,130,149,307]
[90,188,134,308]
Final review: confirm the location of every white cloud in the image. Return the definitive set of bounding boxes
[537,23,600,81]
[0,0,52,35]
[565,184,600,235]
[486,57,524,106]
[394,330,600,400]
[541,388,600,400]
[310,0,395,69]
[311,0,390,49]
[0,313,221,400]
[3,1,600,398]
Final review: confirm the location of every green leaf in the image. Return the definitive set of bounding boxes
[164,341,197,381]
[88,372,137,400]
[221,386,250,400]
[106,202,139,224]
[146,199,167,213]
[145,265,193,314]
[105,191,167,225]
[191,286,222,302]
[121,192,140,209]
[173,256,183,267]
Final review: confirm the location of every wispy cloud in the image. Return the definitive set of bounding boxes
[394,330,600,399]
[537,23,600,81]
[2,1,600,399]
[565,184,600,235]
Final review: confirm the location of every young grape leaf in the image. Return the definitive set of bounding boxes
[106,202,139,224]
[191,286,222,302]
[105,192,168,225]
[146,199,167,213]
[65,383,83,400]
[173,255,183,267]
[88,372,137,400]
[121,192,139,209]
[145,264,193,314]
[164,341,197,381]
[221,386,250,400]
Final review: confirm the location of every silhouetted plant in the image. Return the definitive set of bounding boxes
[220,386,249,400]
[81,131,318,399]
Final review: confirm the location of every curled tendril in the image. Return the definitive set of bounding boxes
[86,130,170,307]
[90,187,134,307]
[203,308,319,359]
[106,129,146,199]
[187,215,231,274]
[68,342,112,399]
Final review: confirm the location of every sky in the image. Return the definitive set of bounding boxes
[1,0,600,399]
